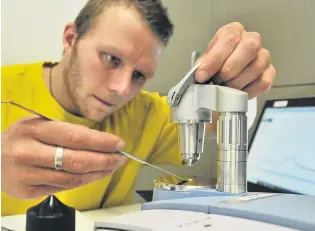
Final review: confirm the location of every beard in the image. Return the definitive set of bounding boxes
[62,44,89,118]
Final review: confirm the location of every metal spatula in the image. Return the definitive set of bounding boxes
[120,151,186,181]
[2,100,187,181]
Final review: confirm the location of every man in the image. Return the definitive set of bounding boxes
[1,0,275,216]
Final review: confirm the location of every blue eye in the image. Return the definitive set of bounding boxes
[132,71,145,81]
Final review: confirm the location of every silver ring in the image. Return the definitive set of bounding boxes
[55,146,64,171]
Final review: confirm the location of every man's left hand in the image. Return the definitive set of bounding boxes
[196,22,276,99]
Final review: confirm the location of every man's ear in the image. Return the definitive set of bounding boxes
[63,22,77,55]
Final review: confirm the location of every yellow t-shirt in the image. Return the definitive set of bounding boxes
[1,61,183,216]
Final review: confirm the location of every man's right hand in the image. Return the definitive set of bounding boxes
[1,116,127,199]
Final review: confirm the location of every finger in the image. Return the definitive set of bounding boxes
[225,48,271,90]
[242,64,276,99]
[25,166,115,189]
[219,32,262,82]
[31,119,125,152]
[26,141,126,173]
[196,27,243,83]
[194,37,217,66]
[204,35,218,54]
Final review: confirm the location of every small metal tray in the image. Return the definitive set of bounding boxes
[153,175,217,192]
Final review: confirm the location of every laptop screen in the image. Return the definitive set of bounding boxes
[247,101,315,195]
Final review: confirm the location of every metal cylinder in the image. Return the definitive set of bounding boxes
[216,112,248,193]
[177,122,206,166]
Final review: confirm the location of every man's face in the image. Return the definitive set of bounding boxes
[63,6,164,122]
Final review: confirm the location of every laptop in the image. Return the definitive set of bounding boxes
[247,96,315,195]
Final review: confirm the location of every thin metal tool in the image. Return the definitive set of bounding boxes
[120,151,186,181]
[1,100,51,120]
[2,100,187,181]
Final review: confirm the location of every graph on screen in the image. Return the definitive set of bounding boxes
[247,106,315,195]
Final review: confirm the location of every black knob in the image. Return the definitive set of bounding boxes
[26,195,75,231]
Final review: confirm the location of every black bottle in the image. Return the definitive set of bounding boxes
[26,195,75,231]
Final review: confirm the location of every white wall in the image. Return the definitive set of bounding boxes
[1,0,86,66]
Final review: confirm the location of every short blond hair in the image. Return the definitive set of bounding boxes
[74,0,174,45]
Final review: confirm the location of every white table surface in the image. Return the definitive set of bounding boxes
[82,203,142,221]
